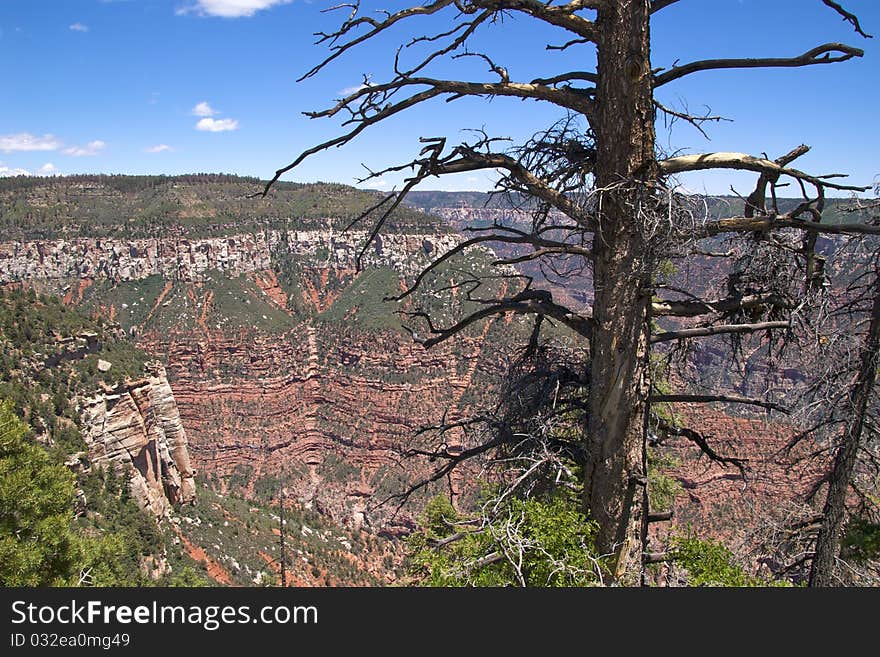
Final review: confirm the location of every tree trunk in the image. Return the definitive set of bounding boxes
[583,0,657,585]
[809,268,880,587]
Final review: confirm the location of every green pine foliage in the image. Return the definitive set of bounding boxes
[0,400,81,585]
[0,395,210,587]
[647,448,683,512]
[842,518,880,562]
[671,534,791,587]
[408,490,607,587]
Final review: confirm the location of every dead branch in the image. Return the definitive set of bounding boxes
[659,151,867,192]
[651,320,789,343]
[654,43,864,87]
[300,0,461,82]
[654,99,728,140]
[649,394,790,414]
[655,417,748,475]
[699,214,880,239]
[407,289,594,348]
[652,292,788,317]
[744,145,811,217]
[389,231,591,301]
[821,0,873,38]
[650,0,680,13]
[531,71,597,86]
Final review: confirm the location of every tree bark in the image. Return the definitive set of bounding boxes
[583,0,657,586]
[809,268,880,587]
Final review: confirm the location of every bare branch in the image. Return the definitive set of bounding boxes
[651,320,789,343]
[652,292,788,317]
[654,99,728,140]
[744,144,811,217]
[699,214,880,238]
[649,394,790,414]
[470,0,599,42]
[655,43,864,87]
[258,87,446,194]
[659,151,867,192]
[300,0,458,82]
[650,0,680,13]
[492,245,591,266]
[409,290,594,348]
[301,0,600,85]
[531,71,597,86]
[389,231,590,301]
[546,37,591,51]
[260,78,595,196]
[425,148,593,224]
[821,0,873,38]
[311,76,596,122]
[656,417,748,475]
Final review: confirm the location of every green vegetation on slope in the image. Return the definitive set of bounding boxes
[671,534,791,587]
[0,174,444,240]
[178,475,395,586]
[78,271,301,336]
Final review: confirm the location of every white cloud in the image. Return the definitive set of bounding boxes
[0,162,30,177]
[371,179,389,188]
[37,163,58,175]
[191,101,217,117]
[196,118,238,132]
[178,0,293,18]
[63,140,106,157]
[69,23,89,32]
[338,83,370,97]
[0,133,62,153]
[145,144,174,153]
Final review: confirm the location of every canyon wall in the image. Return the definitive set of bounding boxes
[0,229,461,283]
[138,318,504,533]
[81,364,197,518]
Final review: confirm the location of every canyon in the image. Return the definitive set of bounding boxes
[1,207,511,535]
[2,175,850,584]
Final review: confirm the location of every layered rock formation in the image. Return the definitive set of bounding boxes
[81,364,196,517]
[0,229,461,283]
[138,317,504,532]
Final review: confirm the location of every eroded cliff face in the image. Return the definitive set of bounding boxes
[138,317,502,533]
[0,229,461,283]
[81,364,196,518]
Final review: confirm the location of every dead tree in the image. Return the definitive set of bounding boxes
[809,265,880,586]
[800,198,880,586]
[264,0,873,584]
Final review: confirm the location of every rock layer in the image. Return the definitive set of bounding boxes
[0,229,461,283]
[81,364,196,517]
[138,321,501,532]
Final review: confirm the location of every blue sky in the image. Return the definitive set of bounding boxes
[0,0,877,195]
